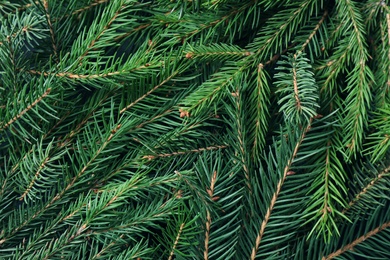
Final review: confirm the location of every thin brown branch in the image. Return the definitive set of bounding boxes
[168,222,185,260]
[321,140,331,219]
[52,0,110,22]
[19,156,50,201]
[204,171,217,260]
[41,224,91,260]
[41,0,58,61]
[343,165,390,214]
[300,10,328,53]
[120,71,178,114]
[142,145,228,160]
[129,109,171,133]
[252,63,264,157]
[292,54,301,111]
[264,44,295,66]
[250,120,313,260]
[204,211,211,260]
[113,23,151,42]
[1,88,51,131]
[93,234,125,259]
[322,221,390,260]
[185,50,253,59]
[232,88,251,191]
[25,66,151,79]
[77,1,123,63]
[72,0,110,17]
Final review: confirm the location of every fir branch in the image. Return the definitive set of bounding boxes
[41,0,58,61]
[275,53,319,124]
[343,164,390,214]
[292,56,302,110]
[322,221,390,260]
[92,234,125,259]
[129,109,172,131]
[182,1,257,40]
[25,65,155,79]
[184,43,253,61]
[1,1,390,258]
[77,0,124,63]
[231,88,250,191]
[120,70,179,114]
[168,222,185,260]
[179,62,245,115]
[19,156,50,201]
[10,91,111,174]
[250,63,269,158]
[250,120,313,259]
[55,0,110,22]
[204,210,211,260]
[0,88,51,131]
[301,122,349,243]
[0,123,122,245]
[249,0,319,61]
[299,10,328,53]
[203,171,217,260]
[335,0,373,157]
[142,145,228,160]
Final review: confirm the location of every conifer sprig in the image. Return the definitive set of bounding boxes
[1,0,390,259]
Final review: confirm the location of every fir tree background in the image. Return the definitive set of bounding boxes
[1,0,390,259]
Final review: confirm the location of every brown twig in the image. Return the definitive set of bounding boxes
[322,221,390,260]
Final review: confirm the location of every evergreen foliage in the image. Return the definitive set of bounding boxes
[1,0,390,259]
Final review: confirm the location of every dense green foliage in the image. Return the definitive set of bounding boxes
[1,0,390,259]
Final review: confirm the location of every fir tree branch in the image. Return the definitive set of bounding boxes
[299,10,328,53]
[250,120,313,259]
[232,88,250,191]
[168,222,185,260]
[322,221,390,260]
[77,1,124,63]
[41,0,58,61]
[250,63,269,158]
[204,170,217,260]
[182,1,257,40]
[41,223,91,260]
[24,65,155,79]
[249,0,318,61]
[0,123,122,245]
[175,170,208,206]
[184,43,253,61]
[61,0,110,21]
[142,145,228,160]
[120,71,179,114]
[0,88,51,131]
[343,164,390,214]
[336,0,373,157]
[292,55,302,111]
[180,63,245,115]
[92,234,125,259]
[129,109,171,131]
[204,210,211,260]
[19,156,50,201]
[2,1,390,258]
[10,91,111,174]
